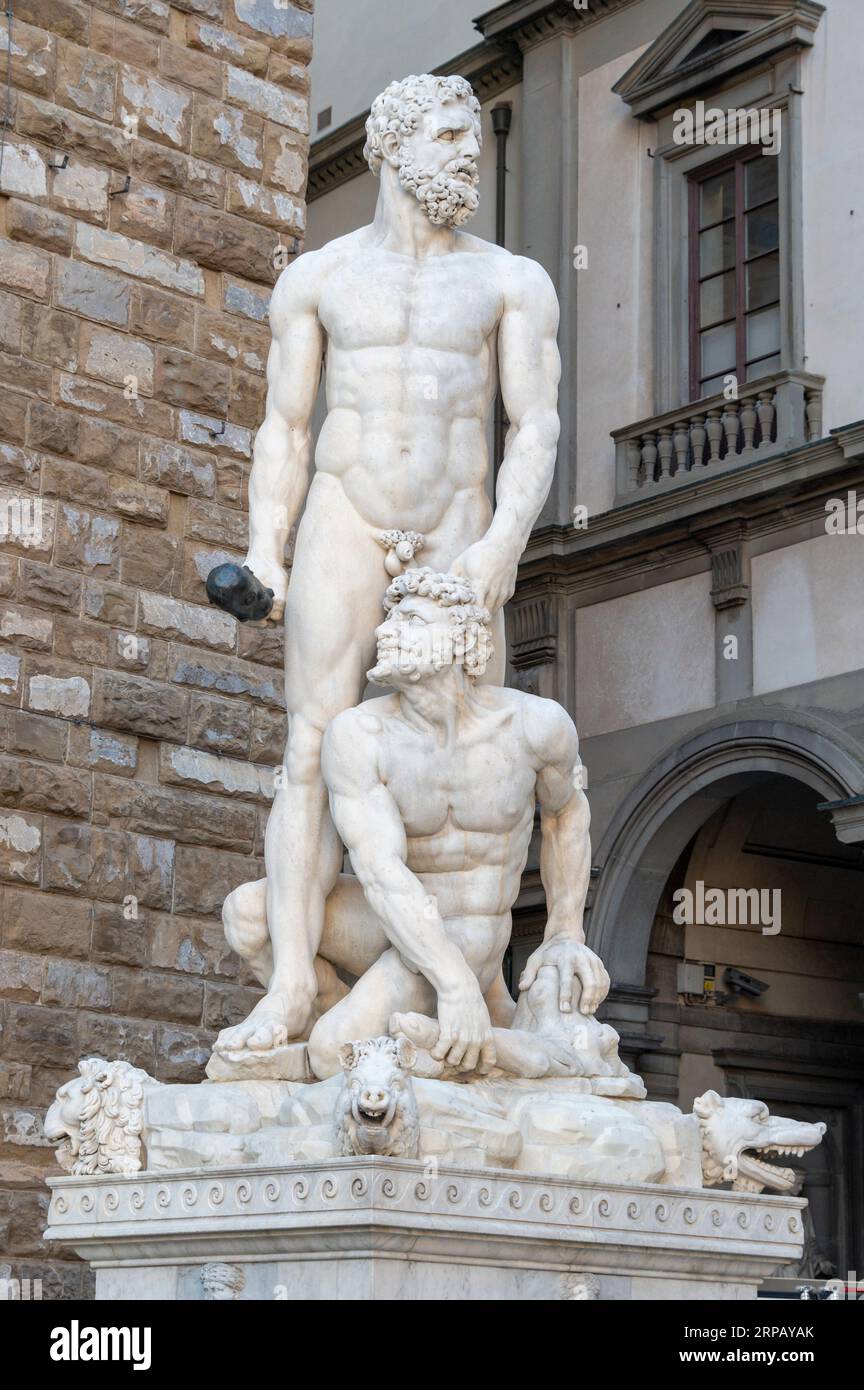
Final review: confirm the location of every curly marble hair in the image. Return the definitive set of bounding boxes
[45,1057,158,1176]
[382,567,493,679]
[363,74,481,175]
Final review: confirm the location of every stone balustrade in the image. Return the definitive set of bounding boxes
[613,370,825,500]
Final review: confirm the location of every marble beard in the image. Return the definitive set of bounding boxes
[47,75,824,1215]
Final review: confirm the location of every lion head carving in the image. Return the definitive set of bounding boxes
[44,1057,161,1176]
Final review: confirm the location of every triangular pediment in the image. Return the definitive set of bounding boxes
[613,0,825,118]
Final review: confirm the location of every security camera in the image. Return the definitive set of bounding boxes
[724,967,770,998]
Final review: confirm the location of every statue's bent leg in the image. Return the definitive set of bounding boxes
[307,948,436,1080]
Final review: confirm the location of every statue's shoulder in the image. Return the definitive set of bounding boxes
[515,690,578,764]
[269,229,369,317]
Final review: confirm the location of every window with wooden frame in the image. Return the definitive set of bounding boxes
[689,149,780,400]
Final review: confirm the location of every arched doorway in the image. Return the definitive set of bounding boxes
[587,717,864,1279]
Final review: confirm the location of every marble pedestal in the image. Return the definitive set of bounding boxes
[45,1159,807,1301]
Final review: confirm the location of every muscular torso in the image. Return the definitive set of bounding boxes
[314,233,505,533]
[375,690,537,933]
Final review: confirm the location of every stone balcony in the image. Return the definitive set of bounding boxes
[612,370,825,502]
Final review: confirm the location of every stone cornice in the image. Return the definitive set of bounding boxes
[613,0,825,120]
[518,429,864,596]
[475,0,637,48]
[308,40,523,202]
[46,1159,808,1271]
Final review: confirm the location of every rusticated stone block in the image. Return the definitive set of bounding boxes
[0,292,24,353]
[7,710,66,763]
[54,259,130,327]
[54,502,120,577]
[22,309,79,372]
[3,1004,78,1068]
[159,39,221,96]
[118,66,192,151]
[173,199,279,283]
[2,889,91,958]
[0,18,55,99]
[67,724,137,778]
[25,656,91,718]
[110,180,176,250]
[0,949,43,1003]
[6,199,72,255]
[0,395,29,445]
[169,643,284,708]
[82,577,136,626]
[52,615,111,667]
[0,755,92,818]
[0,242,51,301]
[149,910,241,978]
[140,439,216,497]
[228,366,266,427]
[188,691,251,758]
[17,94,131,170]
[111,477,170,526]
[0,604,53,652]
[238,620,283,668]
[90,902,148,968]
[18,561,81,613]
[42,959,111,1012]
[78,416,138,473]
[191,96,263,174]
[0,810,42,883]
[231,0,313,55]
[225,63,308,132]
[43,819,174,909]
[93,775,258,851]
[222,274,270,322]
[29,406,83,461]
[154,1023,212,1084]
[172,843,263,917]
[92,669,188,740]
[187,16,268,72]
[131,284,195,349]
[132,140,225,208]
[112,967,204,1024]
[57,373,174,439]
[139,590,235,651]
[154,346,231,415]
[76,1012,156,1074]
[51,157,110,223]
[75,222,205,298]
[56,39,117,123]
[15,0,90,45]
[186,497,249,549]
[159,743,274,802]
[80,324,155,394]
[119,520,179,591]
[250,705,285,764]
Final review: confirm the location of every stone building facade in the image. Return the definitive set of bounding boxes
[0,0,312,1298]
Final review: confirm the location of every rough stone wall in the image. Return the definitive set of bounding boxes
[0,0,312,1298]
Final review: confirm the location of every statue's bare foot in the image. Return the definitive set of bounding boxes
[214,988,311,1054]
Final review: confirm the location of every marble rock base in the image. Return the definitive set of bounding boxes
[45,1159,807,1302]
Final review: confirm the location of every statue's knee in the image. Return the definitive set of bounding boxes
[281,714,325,785]
[307,1015,342,1081]
[222,882,268,960]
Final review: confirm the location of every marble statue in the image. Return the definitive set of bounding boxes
[205,73,562,1055]
[44,1057,162,1176]
[336,1035,420,1158]
[215,569,611,1083]
[44,73,828,1304]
